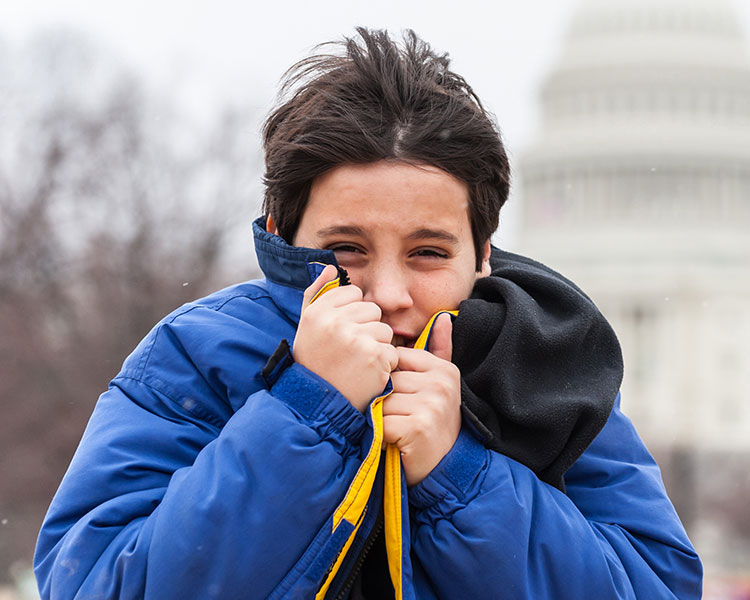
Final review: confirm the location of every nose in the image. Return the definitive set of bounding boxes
[360,262,414,315]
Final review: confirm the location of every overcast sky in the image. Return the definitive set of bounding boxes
[0,1,590,157]
[2,0,749,248]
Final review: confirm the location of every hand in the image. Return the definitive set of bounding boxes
[293,265,398,412]
[382,313,461,486]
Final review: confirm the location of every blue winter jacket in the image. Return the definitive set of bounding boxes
[34,217,702,599]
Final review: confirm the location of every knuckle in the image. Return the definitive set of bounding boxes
[367,302,382,319]
[436,378,453,397]
[331,285,357,305]
[389,346,399,366]
[346,329,362,350]
[366,344,385,369]
[415,412,432,435]
[321,315,338,337]
[378,321,393,337]
[378,370,390,387]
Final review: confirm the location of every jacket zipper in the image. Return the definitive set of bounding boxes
[333,514,384,600]
[336,266,351,286]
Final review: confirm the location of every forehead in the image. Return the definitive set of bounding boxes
[302,161,471,238]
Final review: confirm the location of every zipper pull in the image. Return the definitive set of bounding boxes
[336,266,351,286]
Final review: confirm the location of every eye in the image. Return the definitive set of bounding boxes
[328,244,364,254]
[326,244,367,266]
[412,247,450,259]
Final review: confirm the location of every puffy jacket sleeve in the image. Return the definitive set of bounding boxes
[408,395,703,599]
[34,305,368,600]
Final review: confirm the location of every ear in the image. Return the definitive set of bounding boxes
[478,240,491,278]
[266,214,278,235]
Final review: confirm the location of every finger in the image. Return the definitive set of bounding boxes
[359,335,399,373]
[382,414,412,446]
[390,370,423,394]
[395,346,444,373]
[358,321,394,345]
[337,300,383,324]
[385,343,399,373]
[428,312,453,362]
[382,392,417,417]
[304,281,364,314]
[301,264,340,311]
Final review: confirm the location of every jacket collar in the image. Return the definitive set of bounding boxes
[252,216,341,324]
[253,216,340,290]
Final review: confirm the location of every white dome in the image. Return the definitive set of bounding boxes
[568,0,744,42]
[517,4,750,570]
[521,0,750,229]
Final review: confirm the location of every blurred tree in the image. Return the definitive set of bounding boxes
[0,29,260,582]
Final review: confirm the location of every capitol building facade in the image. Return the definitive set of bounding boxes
[518,0,750,576]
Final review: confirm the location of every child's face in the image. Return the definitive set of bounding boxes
[291,160,489,347]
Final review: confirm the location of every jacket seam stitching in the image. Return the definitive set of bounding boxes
[115,374,226,428]
[134,288,274,384]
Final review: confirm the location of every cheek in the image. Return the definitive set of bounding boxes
[343,268,363,289]
[445,269,479,310]
[413,274,470,313]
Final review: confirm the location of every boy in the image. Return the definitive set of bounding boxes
[35,28,701,599]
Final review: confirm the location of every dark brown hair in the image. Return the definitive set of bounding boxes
[262,27,510,269]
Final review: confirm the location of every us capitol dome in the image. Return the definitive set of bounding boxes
[519,0,750,574]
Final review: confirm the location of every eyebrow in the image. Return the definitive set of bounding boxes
[406,228,460,245]
[316,225,459,246]
[316,225,367,238]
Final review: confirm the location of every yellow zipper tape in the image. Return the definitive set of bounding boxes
[332,392,387,529]
[309,264,388,597]
[308,265,458,599]
[384,442,403,599]
[314,510,366,600]
[383,309,458,600]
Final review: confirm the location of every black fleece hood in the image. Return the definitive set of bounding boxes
[452,247,624,491]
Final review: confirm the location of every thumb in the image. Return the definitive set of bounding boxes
[301,264,339,312]
[428,312,453,362]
